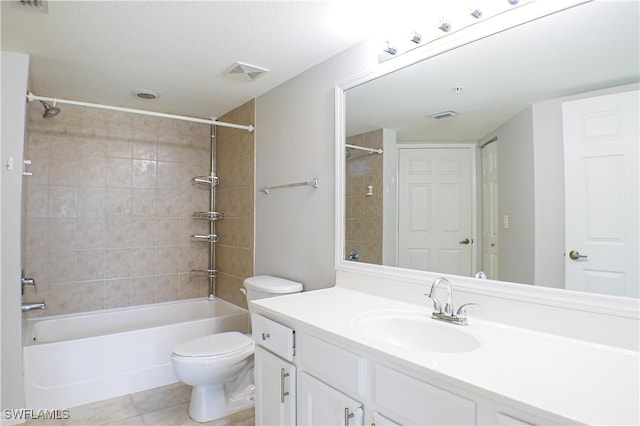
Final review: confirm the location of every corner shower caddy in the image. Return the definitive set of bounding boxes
[190,126,222,297]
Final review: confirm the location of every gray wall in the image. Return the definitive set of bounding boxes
[482,107,536,285]
[1,50,29,416]
[254,41,378,291]
[532,101,566,289]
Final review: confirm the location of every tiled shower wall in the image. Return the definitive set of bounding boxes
[22,102,231,316]
[212,100,255,309]
[345,129,383,264]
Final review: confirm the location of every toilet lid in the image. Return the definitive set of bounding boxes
[172,332,253,357]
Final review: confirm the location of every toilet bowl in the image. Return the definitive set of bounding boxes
[171,332,254,422]
[171,276,302,422]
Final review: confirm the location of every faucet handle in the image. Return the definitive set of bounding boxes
[455,303,479,319]
[21,276,36,295]
[22,277,36,286]
[443,302,454,317]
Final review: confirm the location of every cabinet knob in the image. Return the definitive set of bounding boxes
[261,332,270,341]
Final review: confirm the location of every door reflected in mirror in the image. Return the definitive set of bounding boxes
[341,1,639,298]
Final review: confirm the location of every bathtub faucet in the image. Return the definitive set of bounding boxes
[22,301,46,312]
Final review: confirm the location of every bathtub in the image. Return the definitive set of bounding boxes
[23,297,249,409]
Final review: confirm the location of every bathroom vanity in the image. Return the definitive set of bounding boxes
[249,2,639,424]
[250,272,639,426]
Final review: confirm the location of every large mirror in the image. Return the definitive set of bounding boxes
[338,1,639,300]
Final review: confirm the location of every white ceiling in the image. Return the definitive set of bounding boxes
[1,1,371,119]
[4,1,638,134]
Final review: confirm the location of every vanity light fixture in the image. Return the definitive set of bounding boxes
[378,0,530,63]
[383,41,398,55]
[469,7,483,19]
[436,17,451,32]
[409,31,423,44]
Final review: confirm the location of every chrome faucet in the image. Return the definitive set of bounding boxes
[347,249,359,262]
[22,273,36,295]
[426,277,477,326]
[22,301,46,312]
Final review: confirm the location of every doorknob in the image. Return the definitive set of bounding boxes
[568,250,588,260]
[459,238,471,245]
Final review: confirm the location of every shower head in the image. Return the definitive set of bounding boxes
[39,100,61,119]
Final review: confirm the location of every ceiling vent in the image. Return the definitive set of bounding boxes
[430,110,459,119]
[226,61,269,82]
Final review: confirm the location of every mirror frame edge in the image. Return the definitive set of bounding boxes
[334,3,640,319]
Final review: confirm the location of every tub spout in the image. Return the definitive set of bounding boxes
[22,301,46,312]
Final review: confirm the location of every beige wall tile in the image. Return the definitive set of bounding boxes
[214,99,255,306]
[22,100,252,316]
[105,278,132,309]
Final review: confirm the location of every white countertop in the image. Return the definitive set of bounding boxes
[251,286,639,425]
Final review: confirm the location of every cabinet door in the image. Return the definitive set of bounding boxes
[300,373,363,426]
[255,346,296,426]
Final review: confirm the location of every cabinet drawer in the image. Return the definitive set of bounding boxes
[252,314,295,361]
[301,333,365,397]
[374,363,476,425]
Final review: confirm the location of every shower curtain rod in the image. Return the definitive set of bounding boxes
[345,143,383,155]
[26,92,254,132]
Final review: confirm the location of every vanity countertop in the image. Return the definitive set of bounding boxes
[251,286,639,426]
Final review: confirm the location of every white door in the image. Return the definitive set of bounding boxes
[254,346,296,426]
[300,373,363,426]
[398,146,474,275]
[562,90,639,298]
[481,140,499,279]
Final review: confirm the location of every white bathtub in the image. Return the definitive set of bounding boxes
[23,297,249,409]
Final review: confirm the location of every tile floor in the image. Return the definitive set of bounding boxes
[25,383,254,426]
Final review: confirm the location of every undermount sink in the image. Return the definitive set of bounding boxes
[352,310,481,353]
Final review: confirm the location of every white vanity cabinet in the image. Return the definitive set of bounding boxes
[252,312,561,426]
[252,314,296,425]
[299,333,365,425]
[300,373,364,425]
[254,346,296,425]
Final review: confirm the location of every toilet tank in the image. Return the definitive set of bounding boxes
[243,275,303,304]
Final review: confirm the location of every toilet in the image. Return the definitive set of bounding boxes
[171,275,303,422]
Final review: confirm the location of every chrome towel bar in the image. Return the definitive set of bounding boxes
[259,178,318,195]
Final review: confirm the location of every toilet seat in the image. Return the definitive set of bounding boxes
[172,332,253,359]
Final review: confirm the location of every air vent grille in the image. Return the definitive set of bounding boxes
[226,61,269,82]
[430,110,459,119]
